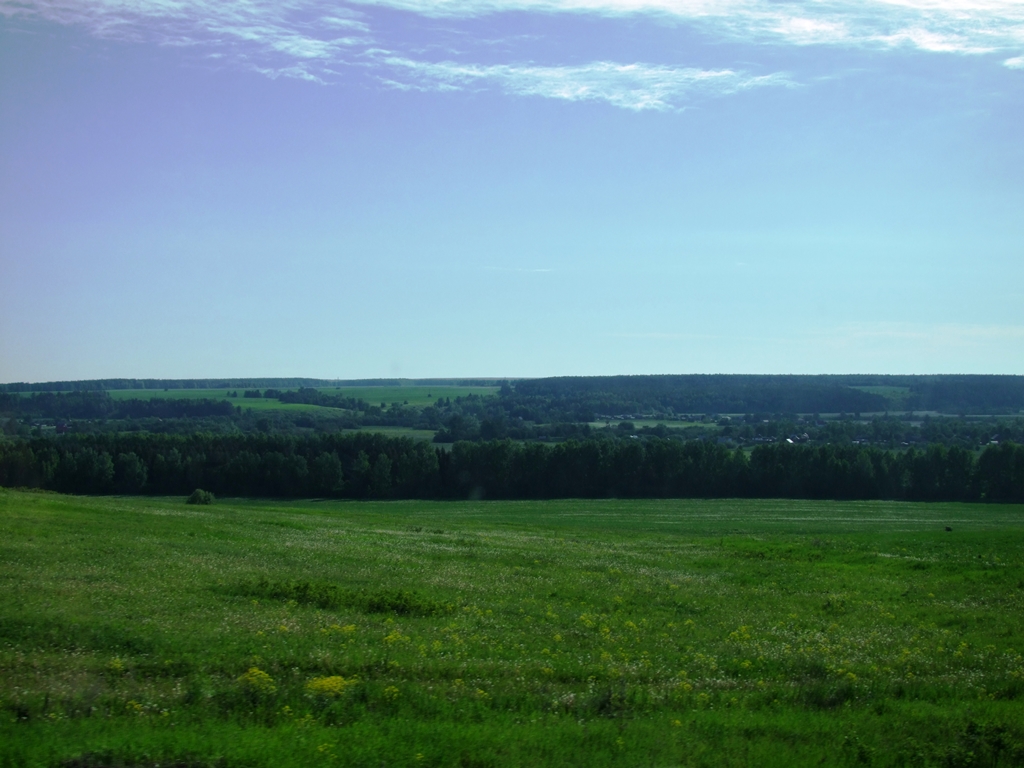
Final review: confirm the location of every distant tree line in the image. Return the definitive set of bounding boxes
[1,434,1021,503]
[0,378,501,393]
[511,374,1024,416]
[6,390,1023,452]
[276,387,372,410]
[4,374,1024,414]
[717,415,1023,449]
[0,392,236,420]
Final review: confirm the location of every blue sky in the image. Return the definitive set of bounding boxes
[1,0,1022,381]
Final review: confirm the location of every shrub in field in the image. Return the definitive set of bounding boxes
[186,488,214,505]
[236,578,443,616]
[306,675,358,697]
[237,667,276,696]
[361,588,439,616]
[59,753,227,768]
[236,578,347,610]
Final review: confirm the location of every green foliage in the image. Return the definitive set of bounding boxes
[310,451,344,496]
[236,578,443,616]
[57,754,230,768]
[512,374,1024,416]
[368,453,393,498]
[186,488,214,505]
[236,666,277,696]
[115,452,148,493]
[3,432,1023,502]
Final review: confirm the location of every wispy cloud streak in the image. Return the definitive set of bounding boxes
[0,0,372,80]
[2,0,1020,107]
[356,0,1024,56]
[0,0,794,107]
[383,57,792,109]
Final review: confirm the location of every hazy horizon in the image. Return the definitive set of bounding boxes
[2,0,1022,381]
[5,373,1024,390]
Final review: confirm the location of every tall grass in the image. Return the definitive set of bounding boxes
[1,490,1023,767]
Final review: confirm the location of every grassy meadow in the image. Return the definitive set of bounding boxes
[104,386,498,410]
[587,420,715,431]
[319,386,499,408]
[103,390,335,414]
[1,490,1023,767]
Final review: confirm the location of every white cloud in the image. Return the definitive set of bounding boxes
[5,0,1024,62]
[350,0,1024,56]
[2,0,1020,105]
[383,57,792,109]
[0,0,372,80]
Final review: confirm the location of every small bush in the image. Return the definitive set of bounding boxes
[186,489,214,505]
[59,754,227,768]
[306,675,359,697]
[237,667,276,696]
[238,578,346,609]
[362,588,439,616]
[236,578,443,616]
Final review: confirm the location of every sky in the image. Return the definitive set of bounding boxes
[1,0,1022,381]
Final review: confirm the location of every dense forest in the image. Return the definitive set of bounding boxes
[4,389,1023,450]
[4,374,1024,413]
[1,433,1021,503]
[0,391,237,420]
[0,377,498,393]
[512,374,1024,416]
[2,376,1023,504]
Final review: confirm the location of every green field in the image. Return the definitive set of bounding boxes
[101,386,498,412]
[320,386,499,407]
[106,389,245,401]
[103,389,338,414]
[589,419,714,430]
[2,491,1023,767]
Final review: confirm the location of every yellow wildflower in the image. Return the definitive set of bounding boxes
[237,667,277,695]
[306,675,358,697]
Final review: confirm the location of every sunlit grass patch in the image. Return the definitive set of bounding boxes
[1,490,1023,766]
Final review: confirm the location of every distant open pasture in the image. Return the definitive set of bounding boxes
[103,385,498,410]
[320,385,499,407]
[589,419,713,430]
[103,389,335,414]
[106,389,240,401]
[1,491,1022,767]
